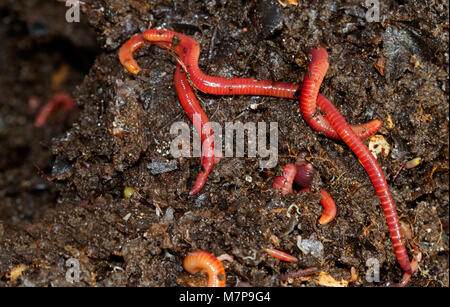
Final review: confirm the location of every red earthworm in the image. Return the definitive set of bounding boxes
[144,30,381,140]
[33,163,65,182]
[264,248,298,262]
[392,162,407,183]
[183,250,226,287]
[272,161,337,225]
[392,252,422,287]
[299,48,329,126]
[272,163,296,194]
[299,187,336,225]
[174,64,215,195]
[118,34,146,75]
[216,253,234,263]
[292,158,336,226]
[34,92,75,127]
[294,157,337,225]
[310,57,413,275]
[393,158,422,183]
[396,221,422,286]
[120,29,381,140]
[119,37,215,195]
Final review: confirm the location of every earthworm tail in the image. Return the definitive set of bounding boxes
[174,65,215,195]
[317,93,412,274]
[272,162,337,225]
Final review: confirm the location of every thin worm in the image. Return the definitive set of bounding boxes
[34,92,75,127]
[183,250,226,287]
[264,248,298,262]
[294,158,316,188]
[119,30,412,277]
[281,267,320,280]
[272,162,337,225]
[314,75,413,275]
[119,29,381,140]
[119,36,215,195]
[299,187,336,225]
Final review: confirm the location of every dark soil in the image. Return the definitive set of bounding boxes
[0,0,448,287]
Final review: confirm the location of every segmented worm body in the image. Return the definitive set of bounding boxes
[294,158,316,188]
[121,29,381,141]
[272,162,337,225]
[264,248,298,262]
[183,250,226,287]
[292,159,337,225]
[306,49,412,275]
[299,187,336,225]
[272,164,297,194]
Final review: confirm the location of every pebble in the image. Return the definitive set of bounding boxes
[147,160,178,175]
